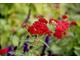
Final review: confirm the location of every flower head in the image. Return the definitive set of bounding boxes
[54,20,70,39]
[70,21,77,26]
[8,45,13,52]
[62,15,68,19]
[45,36,50,44]
[28,21,52,36]
[39,17,48,24]
[41,36,50,56]
[23,42,28,53]
[0,48,8,55]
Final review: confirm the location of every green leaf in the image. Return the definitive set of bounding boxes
[74,50,80,56]
[12,35,19,46]
[74,46,80,50]
[15,50,24,56]
[1,35,8,48]
[76,20,80,27]
[51,44,62,54]
[0,19,6,26]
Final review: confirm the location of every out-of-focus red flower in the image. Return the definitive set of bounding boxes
[39,17,48,24]
[0,48,8,55]
[54,4,60,9]
[70,21,77,26]
[28,21,52,36]
[49,18,69,39]
[53,20,70,39]
[62,15,68,19]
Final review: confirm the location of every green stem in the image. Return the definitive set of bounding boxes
[40,39,50,48]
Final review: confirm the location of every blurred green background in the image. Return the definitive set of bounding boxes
[0,3,80,56]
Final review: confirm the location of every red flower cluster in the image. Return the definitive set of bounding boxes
[28,21,52,36]
[28,16,70,39]
[70,21,77,26]
[0,48,8,55]
[53,20,70,39]
[39,17,48,24]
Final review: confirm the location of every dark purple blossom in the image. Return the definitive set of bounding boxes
[21,8,31,28]
[8,45,13,52]
[7,45,13,56]
[24,8,31,23]
[23,42,28,53]
[41,36,50,56]
[43,36,50,49]
[45,36,50,44]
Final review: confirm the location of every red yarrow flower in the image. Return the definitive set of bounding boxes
[49,18,70,39]
[39,17,48,24]
[53,20,70,39]
[70,21,77,26]
[28,21,52,36]
[62,15,68,19]
[0,48,8,55]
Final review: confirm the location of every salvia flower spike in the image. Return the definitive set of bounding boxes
[21,8,31,28]
[23,42,28,53]
[41,36,50,56]
[8,45,13,52]
[7,45,13,56]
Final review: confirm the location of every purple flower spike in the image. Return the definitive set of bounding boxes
[41,36,50,56]
[23,42,28,53]
[43,36,50,49]
[7,45,13,56]
[8,45,13,52]
[45,36,50,44]
[7,45,16,56]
